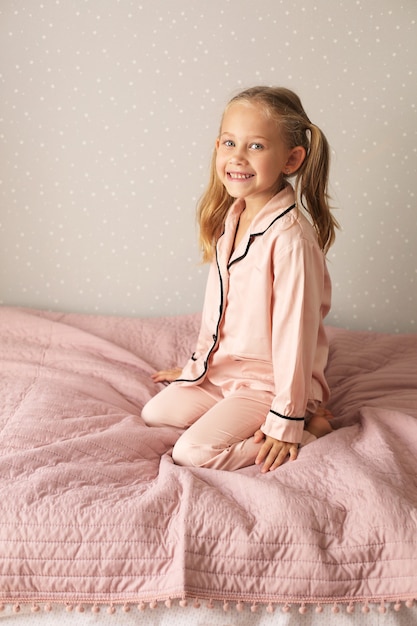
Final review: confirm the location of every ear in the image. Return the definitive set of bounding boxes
[215,137,220,150]
[283,146,306,175]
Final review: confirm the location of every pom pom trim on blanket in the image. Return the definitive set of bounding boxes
[0,596,416,617]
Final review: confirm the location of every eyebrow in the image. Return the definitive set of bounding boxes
[219,132,270,141]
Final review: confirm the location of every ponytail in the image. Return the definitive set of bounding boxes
[295,123,338,254]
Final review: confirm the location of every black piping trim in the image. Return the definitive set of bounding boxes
[175,246,224,384]
[228,203,296,269]
[269,409,305,421]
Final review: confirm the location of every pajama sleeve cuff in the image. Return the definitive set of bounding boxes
[261,410,305,444]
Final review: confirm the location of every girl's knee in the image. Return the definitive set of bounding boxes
[172,437,196,467]
[141,397,161,426]
[172,436,213,468]
[141,387,181,427]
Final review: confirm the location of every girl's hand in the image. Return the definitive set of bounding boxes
[151,367,182,383]
[253,430,298,473]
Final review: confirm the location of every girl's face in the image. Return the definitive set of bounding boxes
[216,101,305,212]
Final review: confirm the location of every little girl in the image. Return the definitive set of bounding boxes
[142,86,338,472]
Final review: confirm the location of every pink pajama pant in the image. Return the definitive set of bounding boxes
[142,379,312,471]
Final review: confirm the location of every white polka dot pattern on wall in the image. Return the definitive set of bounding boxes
[0,0,416,332]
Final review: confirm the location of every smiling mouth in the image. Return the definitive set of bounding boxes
[227,172,254,180]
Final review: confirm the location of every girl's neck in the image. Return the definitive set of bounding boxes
[241,181,288,220]
[240,190,278,220]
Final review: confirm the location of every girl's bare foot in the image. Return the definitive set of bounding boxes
[306,412,333,439]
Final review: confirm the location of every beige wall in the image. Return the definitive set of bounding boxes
[0,0,416,332]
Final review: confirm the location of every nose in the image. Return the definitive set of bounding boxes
[229,144,247,164]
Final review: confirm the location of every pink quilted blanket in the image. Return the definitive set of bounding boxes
[0,306,416,611]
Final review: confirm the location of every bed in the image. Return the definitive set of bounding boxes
[0,305,416,626]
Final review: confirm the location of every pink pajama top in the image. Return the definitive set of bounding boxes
[177,186,331,444]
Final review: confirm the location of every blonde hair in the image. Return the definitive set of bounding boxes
[197,86,339,262]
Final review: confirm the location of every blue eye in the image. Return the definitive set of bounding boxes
[250,142,263,150]
[223,140,235,147]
